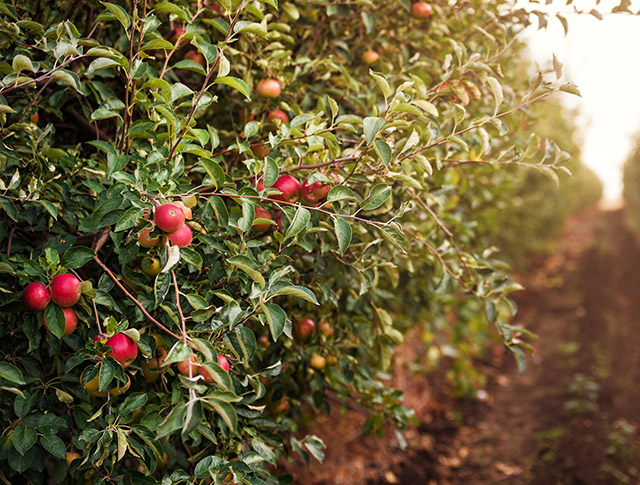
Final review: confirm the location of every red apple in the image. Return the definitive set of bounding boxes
[258,335,271,349]
[50,274,81,307]
[217,354,230,372]
[260,175,301,203]
[185,49,205,67]
[361,50,380,65]
[30,112,39,124]
[294,318,315,340]
[251,144,270,159]
[177,353,199,376]
[301,178,331,204]
[44,307,77,337]
[104,333,138,368]
[253,207,274,233]
[138,227,161,248]
[411,1,432,18]
[154,204,185,233]
[257,79,281,98]
[23,282,50,312]
[168,224,193,248]
[267,109,289,124]
[274,212,283,231]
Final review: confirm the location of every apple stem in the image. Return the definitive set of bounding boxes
[94,256,187,343]
[171,270,188,346]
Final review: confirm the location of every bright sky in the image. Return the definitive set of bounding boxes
[518,1,640,202]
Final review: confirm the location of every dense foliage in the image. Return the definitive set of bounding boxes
[0,0,598,483]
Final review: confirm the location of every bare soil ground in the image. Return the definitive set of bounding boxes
[281,207,640,484]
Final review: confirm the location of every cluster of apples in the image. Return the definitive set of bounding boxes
[137,198,196,276]
[23,273,82,337]
[361,2,432,65]
[176,352,231,382]
[253,175,331,233]
[294,318,337,370]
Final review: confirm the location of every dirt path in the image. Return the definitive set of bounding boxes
[283,208,640,484]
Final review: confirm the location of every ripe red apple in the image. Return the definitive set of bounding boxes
[274,399,290,415]
[318,320,334,337]
[257,335,271,349]
[267,109,289,124]
[177,353,199,376]
[23,282,50,312]
[44,307,77,337]
[361,50,380,65]
[411,1,432,18]
[104,333,138,368]
[50,273,81,307]
[138,227,161,248]
[294,318,315,340]
[154,203,185,233]
[168,224,193,248]
[185,49,205,67]
[301,178,331,204]
[257,79,281,98]
[30,112,39,124]
[260,175,301,203]
[253,207,274,233]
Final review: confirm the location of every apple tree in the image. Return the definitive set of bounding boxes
[0,0,589,483]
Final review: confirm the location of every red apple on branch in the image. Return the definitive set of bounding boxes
[138,227,161,248]
[301,178,331,204]
[50,273,81,307]
[361,50,380,65]
[168,224,193,248]
[154,203,185,233]
[258,175,301,203]
[267,109,289,124]
[23,282,50,312]
[253,207,274,233]
[257,79,282,98]
[104,333,138,368]
[294,318,316,340]
[411,2,432,18]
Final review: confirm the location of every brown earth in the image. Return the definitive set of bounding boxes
[281,207,640,484]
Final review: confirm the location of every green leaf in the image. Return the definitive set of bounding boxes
[208,400,237,432]
[44,303,66,339]
[192,39,218,65]
[62,246,96,269]
[38,200,58,219]
[334,218,352,255]
[269,285,319,305]
[199,363,232,391]
[161,245,181,273]
[373,140,392,166]
[252,438,277,464]
[153,1,189,21]
[413,99,439,117]
[163,341,192,366]
[227,327,256,363]
[13,426,37,455]
[40,434,66,459]
[98,358,116,391]
[12,54,35,73]
[360,184,391,211]
[0,362,25,385]
[200,158,226,189]
[181,247,203,269]
[262,303,286,341]
[215,76,251,100]
[157,402,187,438]
[233,21,268,38]
[290,114,314,129]
[363,116,384,144]
[142,39,175,51]
[228,255,266,288]
[263,157,279,187]
[101,2,131,30]
[182,400,204,438]
[327,185,358,203]
[486,76,503,114]
[369,70,390,99]
[380,225,407,252]
[284,206,310,240]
